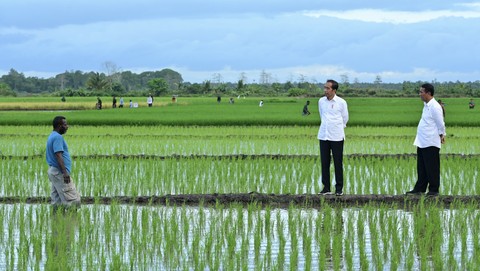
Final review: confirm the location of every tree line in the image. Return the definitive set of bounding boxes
[1,68,479,98]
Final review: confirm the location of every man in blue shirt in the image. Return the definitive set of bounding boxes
[46,116,80,210]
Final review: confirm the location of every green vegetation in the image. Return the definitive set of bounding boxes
[0,97,479,126]
[2,68,480,97]
[0,96,479,269]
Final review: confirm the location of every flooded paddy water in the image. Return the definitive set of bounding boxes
[1,202,479,270]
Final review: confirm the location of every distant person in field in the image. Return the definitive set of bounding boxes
[46,116,81,212]
[217,96,221,103]
[229,97,234,104]
[129,100,133,108]
[259,100,264,107]
[96,97,102,110]
[469,99,475,109]
[119,97,124,108]
[61,96,66,102]
[302,101,311,116]
[406,83,445,196]
[112,96,117,108]
[318,79,349,196]
[147,95,153,107]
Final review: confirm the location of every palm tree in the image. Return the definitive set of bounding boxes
[86,72,110,92]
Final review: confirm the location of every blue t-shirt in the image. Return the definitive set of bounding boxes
[46,131,71,173]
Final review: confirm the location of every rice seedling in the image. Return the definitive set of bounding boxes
[1,96,479,270]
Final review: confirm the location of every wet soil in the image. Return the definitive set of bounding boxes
[2,193,480,208]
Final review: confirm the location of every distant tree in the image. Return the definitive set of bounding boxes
[340,74,350,90]
[0,82,16,96]
[2,69,25,91]
[185,83,203,94]
[156,68,183,90]
[203,80,212,94]
[103,61,122,86]
[288,87,307,97]
[148,78,169,96]
[284,81,294,91]
[271,82,284,93]
[86,72,110,92]
[237,79,245,91]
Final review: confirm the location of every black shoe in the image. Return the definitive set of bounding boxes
[318,189,333,195]
[426,191,439,196]
[406,190,423,195]
[335,191,343,196]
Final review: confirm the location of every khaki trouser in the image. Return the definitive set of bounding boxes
[47,166,81,208]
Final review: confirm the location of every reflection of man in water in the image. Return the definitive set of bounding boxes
[412,206,444,270]
[46,211,79,268]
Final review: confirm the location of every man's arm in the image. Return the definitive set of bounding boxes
[342,101,349,127]
[55,151,70,183]
[432,105,446,144]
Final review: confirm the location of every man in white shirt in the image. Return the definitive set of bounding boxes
[407,83,445,196]
[317,79,349,196]
[147,95,153,107]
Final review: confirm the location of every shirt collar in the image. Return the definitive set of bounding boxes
[327,94,338,102]
[424,97,436,107]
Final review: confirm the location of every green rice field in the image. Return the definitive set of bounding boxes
[1,96,479,270]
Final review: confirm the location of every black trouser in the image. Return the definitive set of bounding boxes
[414,146,440,193]
[319,140,344,192]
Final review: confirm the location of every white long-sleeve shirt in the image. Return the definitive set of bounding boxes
[414,98,446,148]
[317,95,349,141]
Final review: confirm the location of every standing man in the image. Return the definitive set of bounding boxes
[46,116,80,211]
[147,95,153,107]
[407,83,446,196]
[318,79,349,196]
[119,97,124,108]
[302,100,311,116]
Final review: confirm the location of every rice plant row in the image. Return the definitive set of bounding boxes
[1,126,479,156]
[1,156,478,198]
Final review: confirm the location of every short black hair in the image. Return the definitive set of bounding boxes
[52,116,66,129]
[327,79,339,91]
[421,83,435,96]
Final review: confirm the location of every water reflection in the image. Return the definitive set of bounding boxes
[0,203,478,270]
[412,204,444,270]
[46,208,79,269]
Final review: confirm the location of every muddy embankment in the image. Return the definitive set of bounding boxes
[2,193,480,208]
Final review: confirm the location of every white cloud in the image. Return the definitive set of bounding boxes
[302,9,480,24]
[456,2,480,9]
[2,1,480,84]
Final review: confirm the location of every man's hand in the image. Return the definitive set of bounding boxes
[440,134,445,144]
[63,173,71,184]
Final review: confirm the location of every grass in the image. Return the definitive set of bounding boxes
[1,126,479,156]
[0,155,478,197]
[0,97,479,126]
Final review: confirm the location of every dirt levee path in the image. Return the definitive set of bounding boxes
[2,193,480,208]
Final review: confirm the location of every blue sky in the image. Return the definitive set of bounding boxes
[1,0,480,83]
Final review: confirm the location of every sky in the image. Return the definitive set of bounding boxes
[1,0,480,84]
